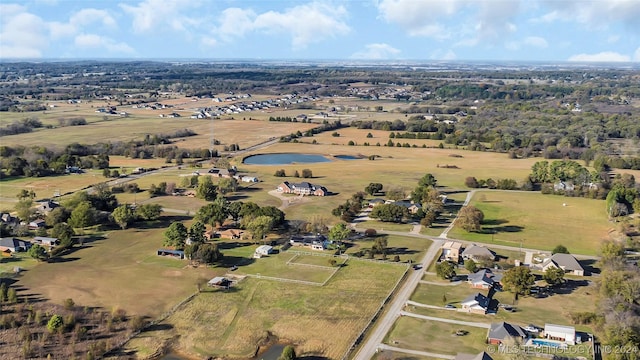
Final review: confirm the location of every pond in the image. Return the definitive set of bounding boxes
[333,155,361,160]
[243,153,331,165]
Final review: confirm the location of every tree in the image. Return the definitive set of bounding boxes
[372,237,388,255]
[328,223,351,242]
[274,169,286,177]
[465,259,478,273]
[365,182,383,196]
[47,315,64,333]
[599,239,625,266]
[457,206,484,232]
[189,221,206,244]
[45,207,70,227]
[15,199,35,221]
[552,245,569,255]
[164,222,188,249]
[196,176,217,201]
[502,266,535,298]
[301,169,313,178]
[436,261,456,280]
[17,189,36,200]
[418,173,437,188]
[370,203,408,223]
[543,266,565,286]
[420,211,437,227]
[227,201,243,225]
[279,345,296,360]
[51,223,74,244]
[465,177,479,188]
[246,215,274,242]
[293,170,300,178]
[135,203,162,221]
[68,201,96,229]
[218,178,238,195]
[186,243,222,264]
[28,244,48,261]
[259,206,286,227]
[112,205,136,229]
[196,203,228,228]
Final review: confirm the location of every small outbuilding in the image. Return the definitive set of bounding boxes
[254,245,273,258]
[544,323,576,345]
[207,276,231,289]
[157,249,185,259]
[33,236,59,247]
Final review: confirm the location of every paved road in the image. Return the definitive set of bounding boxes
[399,311,491,329]
[377,344,455,359]
[352,238,445,360]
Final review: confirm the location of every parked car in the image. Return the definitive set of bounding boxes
[230,265,238,271]
[524,325,540,333]
[413,264,422,270]
[445,304,456,309]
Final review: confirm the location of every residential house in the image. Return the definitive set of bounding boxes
[553,181,575,192]
[395,200,422,214]
[1,213,17,225]
[0,238,32,252]
[468,269,502,290]
[441,241,463,263]
[277,181,329,196]
[218,229,244,240]
[487,322,526,345]
[33,236,59,247]
[455,352,493,360]
[290,234,327,251]
[541,253,585,276]
[254,245,274,258]
[461,293,491,314]
[241,176,259,183]
[208,168,234,178]
[28,219,46,230]
[544,324,576,345]
[462,244,496,262]
[37,200,59,214]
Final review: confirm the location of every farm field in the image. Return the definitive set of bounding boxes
[232,141,540,222]
[448,191,611,255]
[344,234,432,263]
[124,257,408,359]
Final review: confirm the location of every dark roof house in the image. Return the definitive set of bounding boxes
[487,322,526,344]
[0,238,32,252]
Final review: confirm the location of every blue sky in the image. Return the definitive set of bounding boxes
[1,0,639,62]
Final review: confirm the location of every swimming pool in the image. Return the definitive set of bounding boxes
[530,339,565,348]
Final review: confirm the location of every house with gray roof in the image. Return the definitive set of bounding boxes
[541,253,585,276]
[455,352,493,360]
[462,244,496,262]
[487,322,526,344]
[0,238,32,253]
[468,269,502,290]
[461,292,491,314]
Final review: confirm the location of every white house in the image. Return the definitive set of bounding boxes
[241,176,259,183]
[254,245,274,258]
[544,324,576,345]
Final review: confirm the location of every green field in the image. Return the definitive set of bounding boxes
[344,234,432,263]
[449,191,611,255]
[385,316,488,355]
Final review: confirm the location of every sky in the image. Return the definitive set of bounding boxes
[1,0,639,62]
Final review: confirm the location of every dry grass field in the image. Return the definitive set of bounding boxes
[125,258,407,359]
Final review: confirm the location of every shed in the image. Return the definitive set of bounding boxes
[544,324,576,345]
[34,236,59,247]
[207,276,231,289]
[157,249,185,259]
[254,245,273,258]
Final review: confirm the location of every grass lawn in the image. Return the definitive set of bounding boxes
[356,220,414,232]
[125,259,407,359]
[407,280,596,333]
[344,234,432,263]
[373,351,436,360]
[385,316,488,355]
[0,170,103,206]
[448,191,611,255]
[0,252,38,275]
[232,249,338,284]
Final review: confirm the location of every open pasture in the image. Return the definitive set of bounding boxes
[16,221,217,317]
[344,235,432,263]
[384,316,488,356]
[309,126,444,148]
[125,258,407,359]
[234,141,539,221]
[448,191,610,255]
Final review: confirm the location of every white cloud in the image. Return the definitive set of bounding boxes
[0,11,48,58]
[350,43,400,60]
[568,52,631,62]
[74,34,135,54]
[120,0,202,33]
[607,35,621,44]
[523,36,548,48]
[201,37,218,48]
[537,0,640,30]
[634,47,640,62]
[0,3,26,19]
[211,2,350,49]
[377,0,459,39]
[475,0,521,40]
[70,9,117,28]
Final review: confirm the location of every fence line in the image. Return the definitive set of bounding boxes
[245,273,324,286]
[341,264,410,360]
